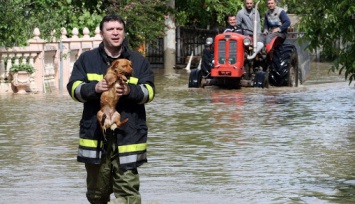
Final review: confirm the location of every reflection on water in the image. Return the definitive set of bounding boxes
[0,62,354,204]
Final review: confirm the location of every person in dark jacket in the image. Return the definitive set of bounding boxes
[67,14,155,204]
[223,14,239,33]
[248,0,291,59]
[201,37,214,77]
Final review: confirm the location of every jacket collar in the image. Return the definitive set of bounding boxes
[243,7,255,16]
[98,40,130,65]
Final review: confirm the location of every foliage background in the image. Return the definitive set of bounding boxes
[293,0,355,83]
[0,0,354,83]
[0,0,170,50]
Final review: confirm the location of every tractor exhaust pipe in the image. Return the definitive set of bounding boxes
[253,1,260,51]
[247,0,261,60]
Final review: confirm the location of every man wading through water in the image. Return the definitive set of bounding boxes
[67,14,155,204]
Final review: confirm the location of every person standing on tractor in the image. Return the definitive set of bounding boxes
[248,0,291,59]
[236,0,261,36]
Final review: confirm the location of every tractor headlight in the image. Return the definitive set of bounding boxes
[243,38,251,46]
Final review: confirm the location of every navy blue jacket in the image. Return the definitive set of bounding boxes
[67,42,155,169]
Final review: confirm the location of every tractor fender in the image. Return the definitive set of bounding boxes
[265,36,284,53]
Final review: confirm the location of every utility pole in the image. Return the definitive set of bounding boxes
[164,0,176,75]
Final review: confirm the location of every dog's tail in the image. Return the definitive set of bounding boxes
[119,118,129,127]
[111,118,128,130]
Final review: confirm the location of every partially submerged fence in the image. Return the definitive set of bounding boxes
[145,26,218,66]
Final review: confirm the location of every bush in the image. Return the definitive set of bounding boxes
[9,64,35,74]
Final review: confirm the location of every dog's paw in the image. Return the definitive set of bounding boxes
[110,123,117,130]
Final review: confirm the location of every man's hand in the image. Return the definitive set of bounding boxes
[95,79,109,93]
[263,29,269,35]
[272,28,280,33]
[116,81,130,96]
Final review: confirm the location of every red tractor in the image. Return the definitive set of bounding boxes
[188,10,309,89]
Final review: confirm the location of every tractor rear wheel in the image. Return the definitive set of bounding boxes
[269,44,298,87]
[188,69,203,88]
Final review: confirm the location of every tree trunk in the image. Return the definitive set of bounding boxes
[164,0,176,75]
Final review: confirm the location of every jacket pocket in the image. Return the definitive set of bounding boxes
[80,119,94,138]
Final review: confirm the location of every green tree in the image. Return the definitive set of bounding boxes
[287,0,355,84]
[0,0,96,47]
[175,0,242,29]
[0,0,169,50]
[175,0,268,29]
[105,0,171,50]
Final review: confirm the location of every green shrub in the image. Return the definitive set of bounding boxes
[9,64,35,74]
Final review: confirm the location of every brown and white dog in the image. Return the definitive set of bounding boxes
[97,59,133,133]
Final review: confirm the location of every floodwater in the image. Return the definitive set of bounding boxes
[0,62,354,204]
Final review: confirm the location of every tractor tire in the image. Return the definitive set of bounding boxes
[269,44,298,87]
[264,69,269,88]
[188,69,203,88]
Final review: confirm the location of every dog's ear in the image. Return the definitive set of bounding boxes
[111,60,120,70]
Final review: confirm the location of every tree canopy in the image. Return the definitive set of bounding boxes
[0,0,170,50]
[174,0,274,29]
[0,0,354,83]
[292,0,355,84]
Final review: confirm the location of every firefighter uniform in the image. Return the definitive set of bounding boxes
[67,42,155,203]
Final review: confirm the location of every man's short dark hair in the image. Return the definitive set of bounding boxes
[99,14,126,31]
[224,14,235,24]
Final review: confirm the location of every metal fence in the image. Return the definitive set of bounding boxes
[176,27,218,65]
[146,26,218,66]
[145,38,164,65]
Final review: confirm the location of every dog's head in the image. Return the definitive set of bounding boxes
[105,59,133,85]
[110,59,133,77]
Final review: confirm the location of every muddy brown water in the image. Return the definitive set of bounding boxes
[0,62,354,204]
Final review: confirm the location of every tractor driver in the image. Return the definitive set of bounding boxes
[223,14,239,33]
[248,0,290,59]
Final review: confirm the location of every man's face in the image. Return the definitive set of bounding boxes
[245,0,254,10]
[267,0,276,10]
[228,16,236,26]
[100,20,125,49]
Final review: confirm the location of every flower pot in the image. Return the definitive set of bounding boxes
[11,71,31,94]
